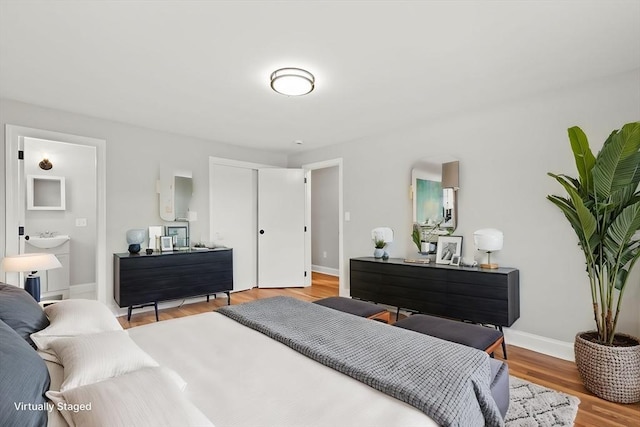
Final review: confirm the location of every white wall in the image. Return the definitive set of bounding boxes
[288,70,640,350]
[0,98,288,308]
[311,166,339,271]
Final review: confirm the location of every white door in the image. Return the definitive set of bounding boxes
[258,168,306,288]
[210,163,258,291]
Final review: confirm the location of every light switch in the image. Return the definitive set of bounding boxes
[75,218,87,227]
[344,212,351,221]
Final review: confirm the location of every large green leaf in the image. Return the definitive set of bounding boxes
[592,123,640,199]
[548,173,597,243]
[605,200,640,247]
[568,126,595,194]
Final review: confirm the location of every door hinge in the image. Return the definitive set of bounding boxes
[304,271,307,277]
[18,150,24,160]
[304,226,307,232]
[304,177,307,184]
[18,226,24,236]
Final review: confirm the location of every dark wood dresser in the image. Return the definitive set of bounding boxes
[350,257,519,327]
[114,248,233,320]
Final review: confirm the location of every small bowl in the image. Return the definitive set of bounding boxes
[145,248,153,255]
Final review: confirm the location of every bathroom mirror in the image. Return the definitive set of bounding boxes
[27,175,66,210]
[159,169,193,221]
[411,157,459,229]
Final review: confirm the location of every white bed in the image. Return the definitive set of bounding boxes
[1,292,504,427]
[127,311,438,427]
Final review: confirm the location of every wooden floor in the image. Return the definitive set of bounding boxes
[118,272,639,427]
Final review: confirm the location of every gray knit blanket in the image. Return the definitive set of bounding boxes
[218,296,504,427]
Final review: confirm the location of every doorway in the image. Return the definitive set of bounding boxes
[303,159,345,296]
[4,125,106,302]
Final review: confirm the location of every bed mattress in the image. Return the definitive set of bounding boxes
[128,311,439,427]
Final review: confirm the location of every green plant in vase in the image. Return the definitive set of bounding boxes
[547,121,640,403]
[373,238,386,259]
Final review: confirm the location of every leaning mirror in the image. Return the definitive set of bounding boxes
[411,157,459,253]
[159,169,193,221]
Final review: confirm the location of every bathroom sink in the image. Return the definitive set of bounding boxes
[27,235,70,249]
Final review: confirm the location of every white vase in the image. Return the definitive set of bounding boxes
[373,248,385,258]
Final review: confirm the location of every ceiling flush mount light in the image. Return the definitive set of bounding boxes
[270,68,315,96]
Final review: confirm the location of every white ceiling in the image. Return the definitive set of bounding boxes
[1,1,639,154]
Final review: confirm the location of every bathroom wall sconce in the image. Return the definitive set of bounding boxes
[39,158,53,170]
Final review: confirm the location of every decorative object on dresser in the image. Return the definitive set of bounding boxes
[0,253,62,301]
[125,228,146,254]
[547,121,640,403]
[160,236,173,252]
[435,235,462,264]
[474,228,504,269]
[114,248,233,321]
[371,227,393,259]
[350,257,519,358]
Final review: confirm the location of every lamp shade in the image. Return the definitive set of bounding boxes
[371,227,394,243]
[1,253,62,273]
[126,229,146,244]
[473,229,504,251]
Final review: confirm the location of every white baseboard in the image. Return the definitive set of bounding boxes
[312,265,339,276]
[504,328,575,361]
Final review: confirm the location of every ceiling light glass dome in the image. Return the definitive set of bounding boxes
[270,68,315,96]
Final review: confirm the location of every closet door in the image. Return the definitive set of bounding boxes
[210,164,258,291]
[258,168,306,288]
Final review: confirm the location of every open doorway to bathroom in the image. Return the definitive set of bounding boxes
[4,125,106,303]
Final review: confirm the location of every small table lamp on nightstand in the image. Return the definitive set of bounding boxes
[1,253,62,302]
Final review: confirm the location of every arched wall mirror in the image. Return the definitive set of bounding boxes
[411,157,459,253]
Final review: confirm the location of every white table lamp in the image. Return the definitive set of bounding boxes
[473,229,503,269]
[371,227,394,244]
[1,253,62,301]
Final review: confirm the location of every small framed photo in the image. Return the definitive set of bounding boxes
[435,235,462,264]
[160,236,173,252]
[166,225,189,248]
[450,254,461,266]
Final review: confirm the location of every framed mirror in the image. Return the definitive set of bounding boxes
[27,175,66,210]
[159,168,193,221]
[411,157,459,229]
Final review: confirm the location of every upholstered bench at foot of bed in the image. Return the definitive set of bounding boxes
[393,314,504,357]
[394,314,510,419]
[313,296,390,323]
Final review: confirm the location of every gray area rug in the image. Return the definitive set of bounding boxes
[506,376,580,427]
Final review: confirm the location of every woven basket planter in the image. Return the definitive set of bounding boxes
[575,331,640,403]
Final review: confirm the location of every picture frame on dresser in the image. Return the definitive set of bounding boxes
[435,235,462,264]
[160,236,173,252]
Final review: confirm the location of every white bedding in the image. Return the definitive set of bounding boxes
[128,311,439,427]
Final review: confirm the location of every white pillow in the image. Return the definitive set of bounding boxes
[31,299,122,362]
[48,330,160,391]
[46,367,213,427]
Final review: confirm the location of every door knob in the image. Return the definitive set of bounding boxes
[259,230,265,234]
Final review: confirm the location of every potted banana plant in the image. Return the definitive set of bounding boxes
[547,121,640,403]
